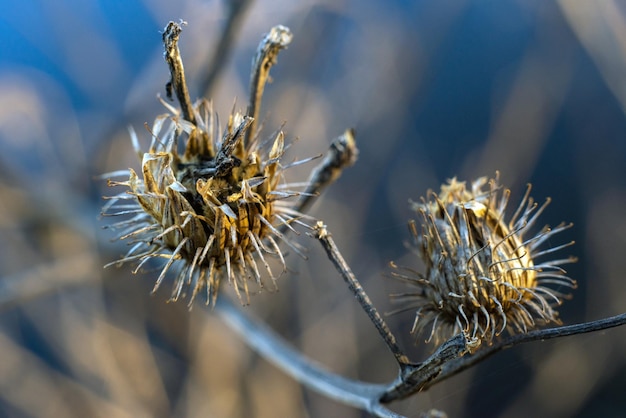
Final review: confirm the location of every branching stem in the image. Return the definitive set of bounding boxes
[381,333,471,402]
[215,297,402,418]
[420,311,626,391]
[313,222,411,368]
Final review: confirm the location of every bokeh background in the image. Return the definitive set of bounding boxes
[1,0,626,417]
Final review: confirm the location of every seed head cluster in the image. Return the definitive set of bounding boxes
[391,174,577,346]
[103,24,316,306]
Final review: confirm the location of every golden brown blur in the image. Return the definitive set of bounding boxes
[1,1,625,417]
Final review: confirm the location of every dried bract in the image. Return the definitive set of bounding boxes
[391,174,577,347]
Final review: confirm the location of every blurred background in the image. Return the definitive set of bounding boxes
[1,0,626,417]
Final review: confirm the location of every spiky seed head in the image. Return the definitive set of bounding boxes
[103,99,313,306]
[101,22,319,307]
[390,173,577,348]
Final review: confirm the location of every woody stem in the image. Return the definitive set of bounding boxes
[313,222,411,368]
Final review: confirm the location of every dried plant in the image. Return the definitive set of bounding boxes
[103,22,355,307]
[3,5,624,418]
[98,20,626,418]
[390,174,577,347]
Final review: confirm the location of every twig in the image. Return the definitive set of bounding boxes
[380,333,471,403]
[199,0,252,98]
[163,21,196,125]
[296,129,358,214]
[313,222,411,368]
[214,297,403,418]
[420,311,626,391]
[245,25,293,146]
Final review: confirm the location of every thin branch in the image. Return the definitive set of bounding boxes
[313,222,411,368]
[296,129,358,214]
[420,311,626,391]
[199,0,252,98]
[245,25,293,146]
[214,297,403,418]
[380,333,471,403]
[163,21,196,125]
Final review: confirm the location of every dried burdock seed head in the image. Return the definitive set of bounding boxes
[390,173,577,348]
[102,22,334,307]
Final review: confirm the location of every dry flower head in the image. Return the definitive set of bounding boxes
[102,23,324,306]
[391,173,577,347]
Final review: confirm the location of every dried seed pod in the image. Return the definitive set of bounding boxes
[103,100,315,306]
[390,173,577,347]
[102,23,321,307]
